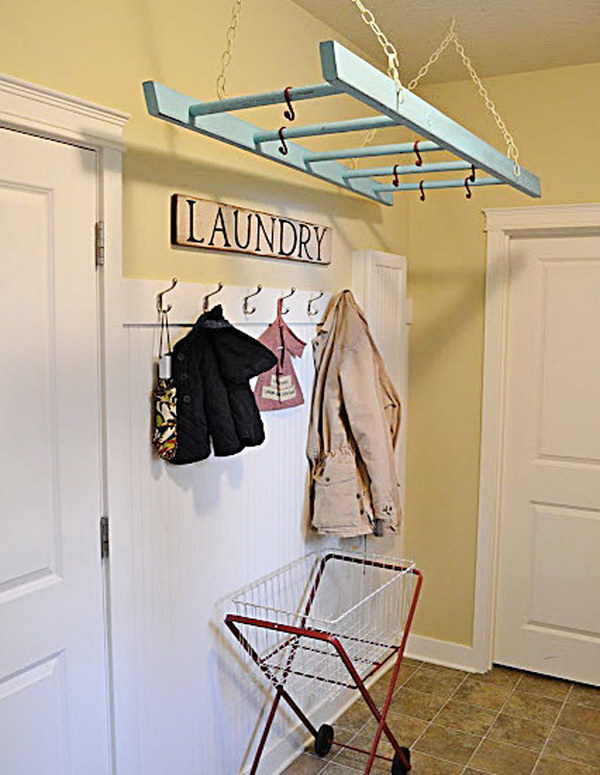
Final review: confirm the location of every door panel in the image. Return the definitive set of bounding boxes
[494,235,600,684]
[538,261,600,461]
[0,655,68,775]
[0,128,110,773]
[529,504,600,634]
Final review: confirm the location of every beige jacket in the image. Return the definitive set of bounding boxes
[307,290,402,537]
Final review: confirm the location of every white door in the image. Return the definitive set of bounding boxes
[494,233,600,684]
[0,128,110,774]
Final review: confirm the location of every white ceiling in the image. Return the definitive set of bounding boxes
[292,0,600,84]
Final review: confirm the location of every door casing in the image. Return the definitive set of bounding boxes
[474,203,600,672]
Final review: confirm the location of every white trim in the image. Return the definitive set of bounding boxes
[0,74,129,149]
[484,203,600,232]
[352,249,410,533]
[0,75,129,774]
[473,203,600,672]
[405,634,480,673]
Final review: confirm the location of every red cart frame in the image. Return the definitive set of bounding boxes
[225,551,423,774]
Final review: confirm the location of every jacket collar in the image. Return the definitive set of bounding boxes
[195,305,232,330]
[318,289,367,334]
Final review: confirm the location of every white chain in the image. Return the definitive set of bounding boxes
[450,33,521,175]
[351,13,521,176]
[348,0,403,166]
[348,0,403,96]
[407,20,457,91]
[216,0,243,100]
[408,20,520,174]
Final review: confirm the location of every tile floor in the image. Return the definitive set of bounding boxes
[282,658,600,774]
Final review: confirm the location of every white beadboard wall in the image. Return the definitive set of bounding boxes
[108,277,408,775]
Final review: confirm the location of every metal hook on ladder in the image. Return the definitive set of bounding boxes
[278,127,288,155]
[392,164,401,188]
[419,180,426,202]
[414,140,423,167]
[464,165,476,198]
[283,86,296,122]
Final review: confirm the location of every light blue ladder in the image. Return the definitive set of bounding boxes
[143,40,541,205]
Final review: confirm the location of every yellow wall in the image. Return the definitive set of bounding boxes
[3,0,599,647]
[405,61,600,644]
[0,0,408,291]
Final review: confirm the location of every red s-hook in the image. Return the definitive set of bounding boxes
[283,86,295,122]
[419,180,426,201]
[414,140,423,167]
[278,127,288,155]
[464,165,476,198]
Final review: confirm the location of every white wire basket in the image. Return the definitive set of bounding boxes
[226,550,417,706]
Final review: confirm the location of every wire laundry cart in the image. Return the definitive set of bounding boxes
[225,550,423,774]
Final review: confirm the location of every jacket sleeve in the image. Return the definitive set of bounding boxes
[338,339,400,527]
[217,329,277,382]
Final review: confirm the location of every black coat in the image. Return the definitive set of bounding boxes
[169,305,277,465]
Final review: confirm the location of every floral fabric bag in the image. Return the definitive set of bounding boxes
[152,310,178,461]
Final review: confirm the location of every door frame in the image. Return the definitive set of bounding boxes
[0,73,129,770]
[473,202,600,672]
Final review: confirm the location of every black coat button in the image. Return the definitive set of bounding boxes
[182,395,191,404]
[176,352,185,361]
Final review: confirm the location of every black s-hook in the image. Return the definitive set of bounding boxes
[414,140,423,167]
[283,86,295,122]
[278,127,288,155]
[464,165,476,198]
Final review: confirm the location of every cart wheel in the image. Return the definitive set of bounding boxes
[314,724,334,757]
[392,747,411,774]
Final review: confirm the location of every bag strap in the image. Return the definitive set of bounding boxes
[158,309,172,358]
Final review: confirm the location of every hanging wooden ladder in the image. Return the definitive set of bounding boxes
[143,40,541,205]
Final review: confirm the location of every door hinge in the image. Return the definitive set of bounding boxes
[100,516,110,559]
[95,221,105,267]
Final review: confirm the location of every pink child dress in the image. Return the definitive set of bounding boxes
[254,298,306,411]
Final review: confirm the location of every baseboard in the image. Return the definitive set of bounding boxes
[405,633,484,673]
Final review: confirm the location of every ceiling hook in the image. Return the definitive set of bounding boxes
[278,127,288,155]
[414,140,423,167]
[464,165,476,199]
[156,277,178,314]
[392,163,401,188]
[279,286,296,315]
[307,290,325,317]
[419,180,426,202]
[203,281,224,312]
[242,284,263,315]
[283,86,295,122]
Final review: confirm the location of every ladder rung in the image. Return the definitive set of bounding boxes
[305,141,441,162]
[344,161,474,179]
[254,115,399,143]
[374,177,504,192]
[189,83,341,118]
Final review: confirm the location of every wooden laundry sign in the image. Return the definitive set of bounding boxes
[171,195,331,264]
